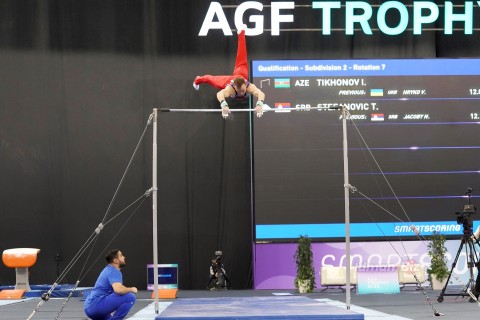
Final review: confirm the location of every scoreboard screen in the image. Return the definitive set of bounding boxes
[251,59,480,241]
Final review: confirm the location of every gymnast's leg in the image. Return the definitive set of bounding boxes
[193,75,234,90]
[232,27,248,81]
[85,292,136,320]
[193,26,248,90]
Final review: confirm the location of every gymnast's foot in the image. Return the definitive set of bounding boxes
[193,77,200,90]
[237,24,247,35]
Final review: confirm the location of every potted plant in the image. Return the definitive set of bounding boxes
[427,231,449,290]
[294,235,316,293]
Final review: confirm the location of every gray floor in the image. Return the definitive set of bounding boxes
[0,286,478,319]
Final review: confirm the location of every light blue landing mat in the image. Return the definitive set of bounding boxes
[155,296,364,319]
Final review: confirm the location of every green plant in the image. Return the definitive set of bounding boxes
[294,235,316,292]
[426,232,449,282]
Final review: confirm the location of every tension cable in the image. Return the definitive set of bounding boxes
[26,113,154,320]
[344,113,444,316]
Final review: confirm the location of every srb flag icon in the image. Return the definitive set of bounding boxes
[274,102,291,112]
[371,113,384,121]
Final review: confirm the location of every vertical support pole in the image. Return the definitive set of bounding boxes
[342,107,351,309]
[152,108,159,313]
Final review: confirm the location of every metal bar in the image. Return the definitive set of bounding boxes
[152,109,159,314]
[160,106,332,113]
[342,107,351,309]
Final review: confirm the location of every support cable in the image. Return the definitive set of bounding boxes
[343,112,443,316]
[26,113,154,320]
[51,196,148,320]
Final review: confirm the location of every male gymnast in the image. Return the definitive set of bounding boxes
[193,26,266,119]
[84,249,137,320]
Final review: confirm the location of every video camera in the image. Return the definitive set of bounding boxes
[207,250,231,290]
[212,251,223,272]
[456,205,476,226]
[456,188,476,233]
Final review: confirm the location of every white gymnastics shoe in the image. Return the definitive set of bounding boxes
[237,24,247,34]
[193,77,200,90]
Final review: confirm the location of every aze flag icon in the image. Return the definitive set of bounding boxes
[274,78,291,88]
[274,102,291,112]
[370,89,384,96]
[371,113,384,121]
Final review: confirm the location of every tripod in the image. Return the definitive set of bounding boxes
[437,225,479,302]
[438,190,479,302]
[206,261,232,290]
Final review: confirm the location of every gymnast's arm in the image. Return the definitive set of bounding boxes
[248,83,266,116]
[247,83,265,102]
[217,87,234,117]
[112,282,138,295]
[216,86,234,104]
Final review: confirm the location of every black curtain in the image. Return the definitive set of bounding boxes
[0,0,479,289]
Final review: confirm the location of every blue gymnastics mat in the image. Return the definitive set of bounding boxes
[155,296,364,319]
[0,284,90,298]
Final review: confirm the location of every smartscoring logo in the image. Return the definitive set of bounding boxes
[198,1,480,36]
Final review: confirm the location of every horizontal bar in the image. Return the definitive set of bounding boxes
[161,108,253,112]
[160,106,336,113]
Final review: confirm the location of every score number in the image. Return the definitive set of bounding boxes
[469,89,480,95]
[471,113,480,120]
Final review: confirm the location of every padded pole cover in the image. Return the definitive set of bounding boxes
[2,248,40,268]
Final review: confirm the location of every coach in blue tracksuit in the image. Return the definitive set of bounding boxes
[84,249,137,320]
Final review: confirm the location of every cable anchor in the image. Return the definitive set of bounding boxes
[345,184,357,193]
[145,188,157,197]
[94,223,104,235]
[147,113,154,125]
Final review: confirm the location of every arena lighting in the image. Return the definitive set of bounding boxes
[198,1,480,36]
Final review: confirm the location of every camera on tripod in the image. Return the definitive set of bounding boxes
[437,188,479,303]
[207,250,231,290]
[456,204,476,228]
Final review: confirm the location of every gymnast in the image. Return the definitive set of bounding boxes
[193,26,266,119]
[84,249,137,320]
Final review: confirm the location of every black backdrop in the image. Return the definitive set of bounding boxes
[0,0,479,290]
